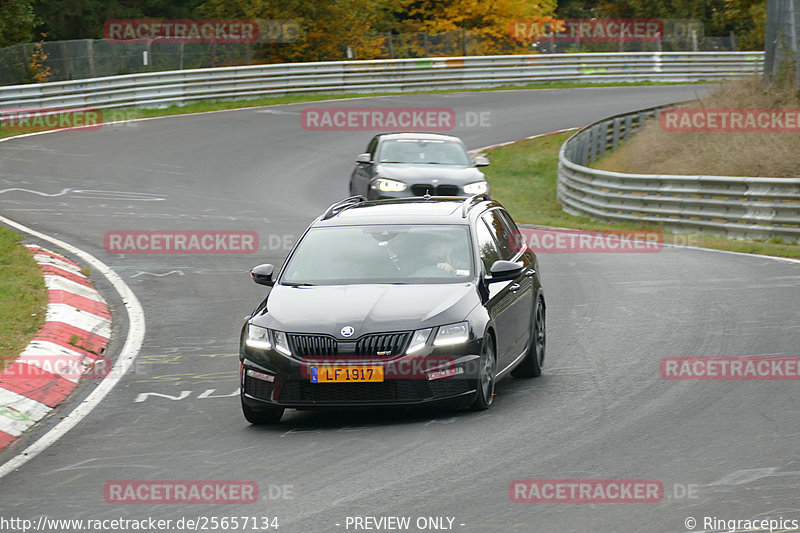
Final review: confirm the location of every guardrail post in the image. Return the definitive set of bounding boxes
[612,118,622,149]
[87,39,96,78]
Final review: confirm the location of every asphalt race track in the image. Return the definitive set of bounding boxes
[1,85,800,532]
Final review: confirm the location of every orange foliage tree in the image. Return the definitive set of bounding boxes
[394,0,558,54]
[198,0,392,62]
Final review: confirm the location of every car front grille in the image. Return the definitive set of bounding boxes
[288,332,410,357]
[279,380,421,404]
[355,332,410,356]
[411,184,461,196]
[288,334,338,357]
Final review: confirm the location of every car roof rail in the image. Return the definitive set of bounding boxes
[321,195,367,220]
[461,193,491,218]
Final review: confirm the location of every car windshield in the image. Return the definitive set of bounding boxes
[377,139,470,165]
[281,225,473,285]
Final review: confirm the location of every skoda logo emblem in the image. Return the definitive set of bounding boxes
[341,326,355,338]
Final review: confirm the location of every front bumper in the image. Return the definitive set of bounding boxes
[367,183,489,200]
[240,350,481,409]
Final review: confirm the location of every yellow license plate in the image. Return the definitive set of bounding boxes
[311,366,384,383]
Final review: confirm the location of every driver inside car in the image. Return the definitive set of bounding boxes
[426,238,469,276]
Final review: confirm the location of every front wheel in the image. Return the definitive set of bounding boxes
[242,396,284,424]
[470,337,496,410]
[512,297,545,378]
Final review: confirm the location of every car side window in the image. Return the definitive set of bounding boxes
[475,219,502,274]
[481,210,515,260]
[496,209,524,256]
[367,137,378,158]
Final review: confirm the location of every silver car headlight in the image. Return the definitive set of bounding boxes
[463,181,488,195]
[406,328,433,354]
[245,324,272,350]
[273,330,292,356]
[373,178,407,192]
[433,321,470,346]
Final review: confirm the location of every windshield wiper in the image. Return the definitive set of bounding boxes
[282,281,315,287]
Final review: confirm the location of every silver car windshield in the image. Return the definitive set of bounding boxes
[281,225,473,285]
[377,139,470,166]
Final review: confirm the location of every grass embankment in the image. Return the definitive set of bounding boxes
[0,80,703,140]
[484,131,800,259]
[594,77,800,178]
[0,227,47,367]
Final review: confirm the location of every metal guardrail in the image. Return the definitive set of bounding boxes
[557,105,800,242]
[0,51,763,111]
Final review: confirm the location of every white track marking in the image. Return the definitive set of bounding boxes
[131,270,184,278]
[0,390,51,437]
[43,275,107,303]
[16,341,87,383]
[45,304,111,338]
[0,214,145,480]
[32,253,83,275]
[0,188,72,197]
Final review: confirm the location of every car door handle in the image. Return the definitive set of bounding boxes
[509,283,521,292]
[525,269,536,277]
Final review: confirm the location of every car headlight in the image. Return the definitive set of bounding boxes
[245,324,271,350]
[406,328,433,354]
[273,330,292,356]
[433,321,470,346]
[373,178,407,192]
[463,181,488,195]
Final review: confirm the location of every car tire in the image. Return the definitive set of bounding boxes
[512,297,545,378]
[241,397,284,424]
[470,336,496,411]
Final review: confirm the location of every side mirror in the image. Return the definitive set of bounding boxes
[250,264,275,286]
[474,155,490,167]
[356,153,373,164]
[487,260,523,283]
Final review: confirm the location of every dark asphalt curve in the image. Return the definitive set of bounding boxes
[1,86,799,533]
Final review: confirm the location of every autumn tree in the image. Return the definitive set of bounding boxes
[719,0,766,50]
[0,0,37,47]
[392,0,557,54]
[32,0,203,40]
[596,0,765,49]
[198,0,392,61]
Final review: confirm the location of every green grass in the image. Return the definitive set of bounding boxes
[0,227,47,366]
[484,132,800,259]
[0,80,706,140]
